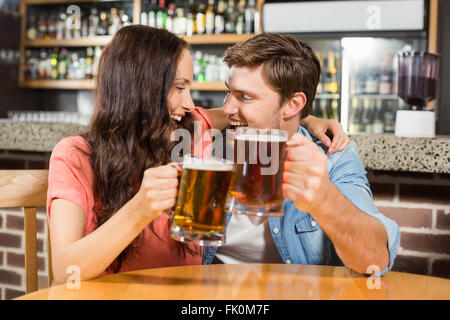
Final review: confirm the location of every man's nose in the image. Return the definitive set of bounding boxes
[222,94,238,115]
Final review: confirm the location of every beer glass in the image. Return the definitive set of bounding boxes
[227,127,287,217]
[169,155,234,246]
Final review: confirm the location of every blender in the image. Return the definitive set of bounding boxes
[395,52,440,138]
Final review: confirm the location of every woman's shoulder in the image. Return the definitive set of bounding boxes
[51,135,90,160]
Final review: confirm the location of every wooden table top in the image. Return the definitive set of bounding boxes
[17,264,450,300]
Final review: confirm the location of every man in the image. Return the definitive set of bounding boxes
[203,33,400,276]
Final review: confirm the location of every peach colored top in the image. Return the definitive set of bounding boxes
[46,107,214,275]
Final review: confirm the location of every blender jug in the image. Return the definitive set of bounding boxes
[395,52,440,138]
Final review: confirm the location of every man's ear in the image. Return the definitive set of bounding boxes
[281,92,307,120]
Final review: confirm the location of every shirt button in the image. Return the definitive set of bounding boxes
[272,228,279,234]
[311,220,317,227]
[285,259,291,264]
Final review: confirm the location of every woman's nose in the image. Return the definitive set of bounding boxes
[182,96,195,112]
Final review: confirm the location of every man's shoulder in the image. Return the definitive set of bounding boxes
[298,125,361,163]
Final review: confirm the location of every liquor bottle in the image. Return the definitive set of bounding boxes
[148,0,158,27]
[46,15,56,39]
[204,54,216,82]
[165,2,175,32]
[324,51,338,94]
[215,0,226,34]
[141,1,148,26]
[373,99,384,134]
[245,0,256,34]
[366,98,377,133]
[38,48,48,79]
[196,1,207,34]
[97,10,108,35]
[89,7,99,36]
[156,0,167,29]
[56,12,65,40]
[312,99,324,118]
[225,0,236,33]
[365,59,380,94]
[29,50,39,80]
[253,1,260,33]
[92,46,102,77]
[37,15,47,40]
[315,51,323,94]
[81,13,89,37]
[85,47,94,79]
[24,50,32,80]
[174,7,187,35]
[361,97,372,133]
[349,98,363,133]
[319,99,327,119]
[72,11,82,39]
[325,99,339,120]
[26,15,37,40]
[108,8,121,35]
[50,48,59,80]
[379,53,394,95]
[205,0,215,35]
[193,51,205,82]
[383,100,396,133]
[235,0,245,34]
[186,0,196,36]
[58,48,68,80]
[122,10,131,26]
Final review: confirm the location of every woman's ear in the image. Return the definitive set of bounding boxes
[281,92,307,120]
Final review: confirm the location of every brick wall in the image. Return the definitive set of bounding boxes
[0,207,50,300]
[0,151,449,299]
[368,170,450,278]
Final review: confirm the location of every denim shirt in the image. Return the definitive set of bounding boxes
[203,126,400,276]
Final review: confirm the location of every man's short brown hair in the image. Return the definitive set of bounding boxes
[223,33,321,118]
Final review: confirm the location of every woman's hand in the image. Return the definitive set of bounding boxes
[301,115,350,154]
[135,163,181,220]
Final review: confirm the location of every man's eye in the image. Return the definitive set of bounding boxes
[176,87,185,91]
[241,95,252,101]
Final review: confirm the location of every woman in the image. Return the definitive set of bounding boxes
[47,25,349,284]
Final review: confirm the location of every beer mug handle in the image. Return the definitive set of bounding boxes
[164,162,183,219]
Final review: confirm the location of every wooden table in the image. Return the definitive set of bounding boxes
[16,264,450,300]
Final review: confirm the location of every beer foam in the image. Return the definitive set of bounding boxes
[183,157,234,171]
[235,133,288,142]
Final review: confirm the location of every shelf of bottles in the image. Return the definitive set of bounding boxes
[20,0,262,90]
[311,50,341,120]
[141,0,260,37]
[346,52,399,135]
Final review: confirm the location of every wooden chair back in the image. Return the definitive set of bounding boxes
[0,170,52,294]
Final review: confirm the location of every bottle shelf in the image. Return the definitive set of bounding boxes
[20,79,95,89]
[23,36,114,47]
[181,33,256,45]
[316,93,340,99]
[23,33,256,47]
[19,79,227,91]
[351,93,399,100]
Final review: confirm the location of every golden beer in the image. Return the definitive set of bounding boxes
[169,156,234,246]
[227,128,287,217]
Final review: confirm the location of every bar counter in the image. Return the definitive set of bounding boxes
[1,121,449,174]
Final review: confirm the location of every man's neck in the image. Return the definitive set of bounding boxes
[281,118,301,140]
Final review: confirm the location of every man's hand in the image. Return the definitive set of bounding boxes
[282,133,333,214]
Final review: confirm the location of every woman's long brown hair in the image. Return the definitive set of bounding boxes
[82,25,198,273]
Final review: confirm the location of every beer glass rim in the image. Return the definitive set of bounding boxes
[234,127,288,141]
[182,154,234,171]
